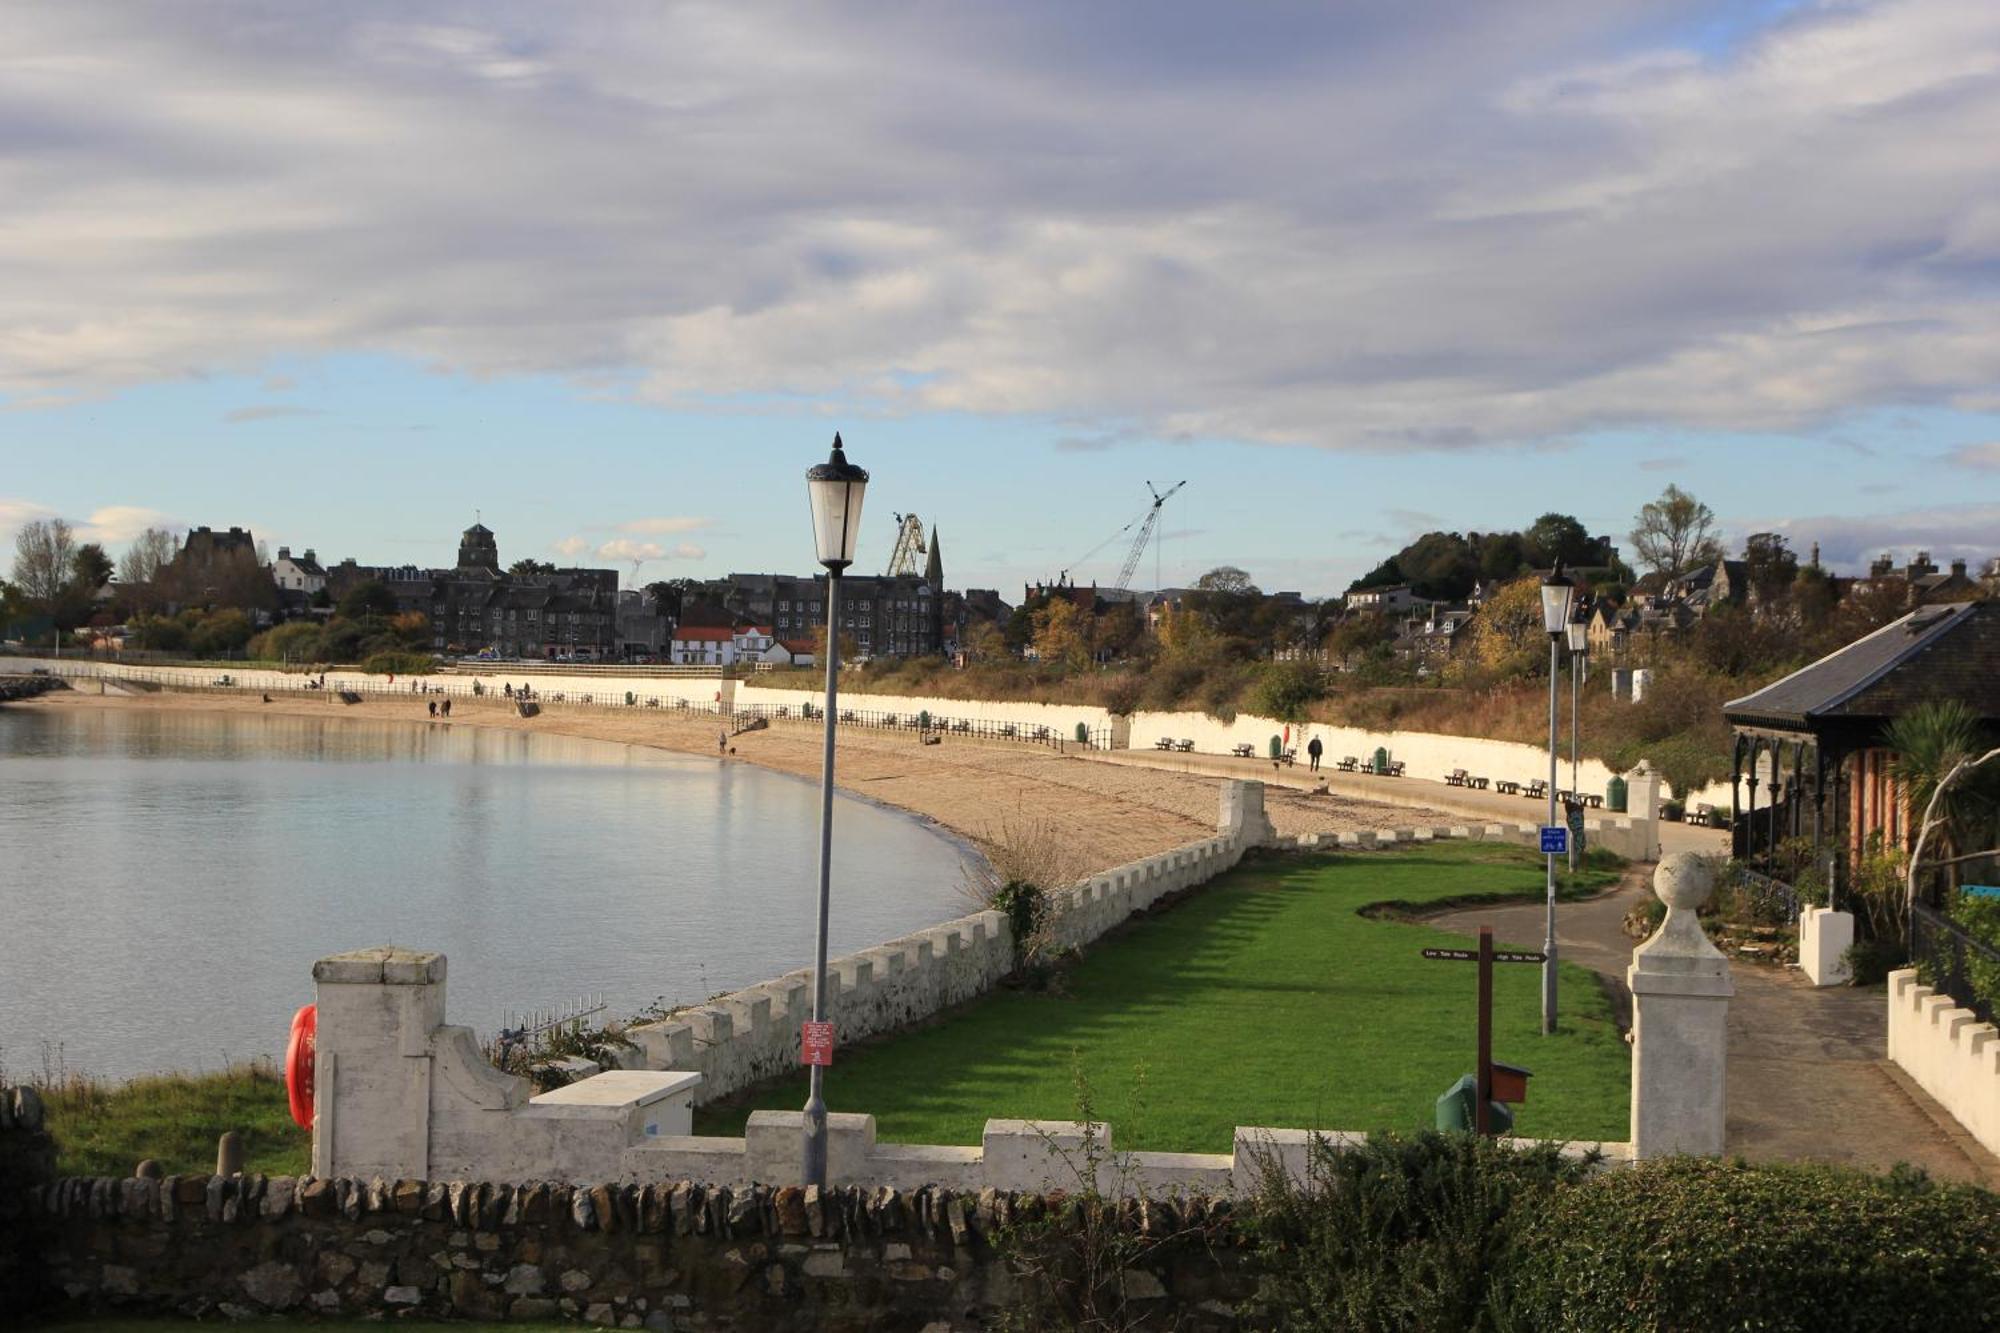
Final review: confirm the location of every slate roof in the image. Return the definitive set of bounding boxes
[1723,601,2000,729]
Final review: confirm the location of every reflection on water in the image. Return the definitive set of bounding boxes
[0,707,972,1080]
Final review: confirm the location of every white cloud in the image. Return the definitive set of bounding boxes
[1739,500,2000,571]
[1947,441,2000,469]
[615,516,713,535]
[3,2,2000,450]
[0,498,177,555]
[594,537,706,564]
[551,535,589,557]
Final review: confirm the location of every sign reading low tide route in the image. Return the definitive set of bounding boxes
[1540,826,1568,855]
[1422,928,1543,1135]
[801,1021,835,1067]
[1423,947,1545,964]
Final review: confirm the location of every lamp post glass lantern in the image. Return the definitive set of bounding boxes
[1539,562,1573,1035]
[802,433,867,1190]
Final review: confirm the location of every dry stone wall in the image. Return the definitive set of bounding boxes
[12,1170,1251,1331]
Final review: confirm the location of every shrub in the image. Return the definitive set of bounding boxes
[359,650,435,675]
[247,620,324,664]
[1947,889,2000,1012]
[1249,1131,1592,1332]
[1501,1158,2000,1332]
[1253,660,1328,722]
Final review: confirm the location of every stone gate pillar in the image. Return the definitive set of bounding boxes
[310,947,448,1180]
[1218,779,1277,847]
[1628,854,1733,1159]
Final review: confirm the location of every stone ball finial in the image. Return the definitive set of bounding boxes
[1653,852,1715,911]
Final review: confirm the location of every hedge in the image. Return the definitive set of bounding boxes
[1501,1157,2000,1332]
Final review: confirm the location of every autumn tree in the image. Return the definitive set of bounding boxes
[1031,596,1090,670]
[1467,576,1548,675]
[1630,484,1722,578]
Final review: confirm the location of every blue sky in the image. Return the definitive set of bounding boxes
[4,1,1999,595]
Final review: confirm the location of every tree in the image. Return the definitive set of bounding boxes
[71,543,113,591]
[118,527,179,612]
[1630,485,1722,578]
[338,580,398,619]
[1467,576,1547,674]
[1524,513,1598,569]
[1031,596,1090,670]
[510,558,556,577]
[11,518,78,609]
[1323,613,1393,670]
[1741,533,1798,605]
[1888,700,2000,903]
[963,619,1009,664]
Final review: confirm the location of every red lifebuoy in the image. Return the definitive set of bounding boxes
[285,1003,317,1130]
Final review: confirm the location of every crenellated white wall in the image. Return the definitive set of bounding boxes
[1886,969,2000,1157]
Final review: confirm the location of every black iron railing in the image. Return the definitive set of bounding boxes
[1910,900,2000,1026]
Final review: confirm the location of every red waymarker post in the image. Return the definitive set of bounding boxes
[1421,927,1542,1135]
[801,1021,835,1068]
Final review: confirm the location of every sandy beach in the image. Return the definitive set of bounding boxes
[17,688,1460,876]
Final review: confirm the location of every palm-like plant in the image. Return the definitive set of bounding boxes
[1886,699,2000,913]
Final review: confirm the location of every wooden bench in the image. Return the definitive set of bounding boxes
[1692,804,1720,827]
[1337,756,1359,772]
[1445,768,1470,786]
[1231,742,1256,758]
[1175,738,1195,752]
[1495,780,1520,795]
[1155,737,1176,751]
[1380,760,1405,777]
[1468,776,1490,790]
[1583,793,1604,809]
[1525,780,1549,800]
[1277,749,1297,767]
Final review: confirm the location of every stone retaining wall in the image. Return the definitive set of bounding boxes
[10,1171,1250,1331]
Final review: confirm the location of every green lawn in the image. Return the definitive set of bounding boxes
[41,1064,309,1180]
[698,843,1631,1151]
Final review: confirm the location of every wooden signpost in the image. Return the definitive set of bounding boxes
[1421,926,1544,1135]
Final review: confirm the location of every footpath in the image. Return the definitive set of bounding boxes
[1090,747,1729,857]
[1430,872,2000,1188]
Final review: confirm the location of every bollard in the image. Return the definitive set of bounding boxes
[215,1130,244,1177]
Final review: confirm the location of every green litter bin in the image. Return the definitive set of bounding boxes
[1435,1074,1514,1135]
[1606,775,1628,813]
[1373,745,1390,774]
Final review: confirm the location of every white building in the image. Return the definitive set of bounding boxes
[272,547,327,596]
[671,625,735,666]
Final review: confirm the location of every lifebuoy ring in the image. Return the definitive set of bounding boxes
[285,1003,317,1130]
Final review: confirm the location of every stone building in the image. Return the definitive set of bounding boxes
[326,523,620,660]
[719,533,947,660]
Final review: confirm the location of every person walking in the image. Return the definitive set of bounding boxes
[441,698,451,718]
[1307,735,1324,772]
[718,728,728,756]
[427,699,438,718]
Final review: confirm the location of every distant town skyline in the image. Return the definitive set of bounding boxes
[5,2,2000,594]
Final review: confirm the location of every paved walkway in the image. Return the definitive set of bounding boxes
[1429,871,2000,1187]
[1088,749,1730,857]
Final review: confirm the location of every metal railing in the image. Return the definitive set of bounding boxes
[1910,900,2000,1026]
[23,662,1115,754]
[1730,867,1801,925]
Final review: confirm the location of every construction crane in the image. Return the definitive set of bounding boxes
[1114,480,1186,593]
[885,513,928,577]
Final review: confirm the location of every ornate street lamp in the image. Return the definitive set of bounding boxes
[1566,618,1590,873]
[1539,561,1574,1035]
[802,433,868,1190]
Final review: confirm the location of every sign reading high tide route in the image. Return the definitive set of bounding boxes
[1540,826,1568,855]
[801,1021,835,1067]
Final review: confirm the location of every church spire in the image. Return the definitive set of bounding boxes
[924,526,943,587]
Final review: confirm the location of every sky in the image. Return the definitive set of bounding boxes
[3,0,1999,597]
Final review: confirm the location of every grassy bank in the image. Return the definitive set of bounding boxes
[34,1061,307,1179]
[698,842,1630,1150]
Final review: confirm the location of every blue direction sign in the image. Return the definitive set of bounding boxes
[1540,826,1568,855]
[1965,885,2000,900]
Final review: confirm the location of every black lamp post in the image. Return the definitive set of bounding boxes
[1565,618,1590,873]
[1538,561,1574,1035]
[802,433,868,1190]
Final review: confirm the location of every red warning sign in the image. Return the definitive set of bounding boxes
[801,1021,834,1067]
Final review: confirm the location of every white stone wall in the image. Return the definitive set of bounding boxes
[736,682,1114,740]
[1886,969,2000,1157]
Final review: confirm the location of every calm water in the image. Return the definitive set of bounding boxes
[0,708,973,1081]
